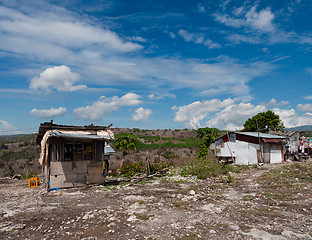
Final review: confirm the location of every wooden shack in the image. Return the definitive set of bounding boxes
[36,122,115,190]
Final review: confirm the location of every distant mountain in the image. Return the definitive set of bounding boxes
[286,125,312,131]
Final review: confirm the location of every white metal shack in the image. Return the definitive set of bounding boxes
[213,132,286,165]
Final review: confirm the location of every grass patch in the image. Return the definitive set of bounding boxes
[180,157,248,180]
[134,213,151,220]
[172,200,187,208]
[136,136,200,149]
[258,162,312,196]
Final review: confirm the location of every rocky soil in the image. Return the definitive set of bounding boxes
[1,161,312,240]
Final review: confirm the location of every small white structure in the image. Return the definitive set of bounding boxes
[213,132,286,165]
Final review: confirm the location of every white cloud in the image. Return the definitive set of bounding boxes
[245,6,275,32]
[0,2,275,100]
[30,65,86,92]
[172,98,236,129]
[30,107,67,118]
[73,93,142,121]
[233,6,244,16]
[206,102,266,130]
[304,95,312,100]
[204,39,222,49]
[227,34,260,44]
[272,108,312,128]
[178,30,221,49]
[0,4,142,62]
[169,32,176,39]
[0,119,13,129]
[261,98,289,107]
[128,36,147,42]
[179,30,204,44]
[215,4,312,46]
[0,119,21,135]
[198,4,206,13]
[77,56,273,100]
[297,103,312,112]
[148,94,163,100]
[132,107,152,121]
[173,98,312,130]
[214,5,275,32]
[306,68,312,75]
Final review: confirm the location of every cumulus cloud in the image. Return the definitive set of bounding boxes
[206,103,266,130]
[30,107,67,118]
[73,93,142,121]
[172,98,312,130]
[297,103,312,112]
[172,98,236,129]
[261,98,289,107]
[272,108,312,128]
[132,107,152,121]
[30,65,86,92]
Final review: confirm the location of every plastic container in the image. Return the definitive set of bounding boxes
[28,177,39,188]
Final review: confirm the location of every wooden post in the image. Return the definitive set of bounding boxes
[146,151,151,176]
[256,119,263,163]
[224,120,234,163]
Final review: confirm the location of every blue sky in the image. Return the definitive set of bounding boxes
[1,0,312,134]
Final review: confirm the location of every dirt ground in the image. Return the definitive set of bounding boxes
[1,161,312,240]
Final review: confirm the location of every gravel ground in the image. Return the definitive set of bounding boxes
[1,161,312,240]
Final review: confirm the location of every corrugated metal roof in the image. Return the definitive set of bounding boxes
[49,131,111,140]
[235,132,286,139]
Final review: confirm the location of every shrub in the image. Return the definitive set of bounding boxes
[0,143,8,150]
[21,170,37,179]
[162,150,178,159]
[151,158,172,172]
[120,161,144,177]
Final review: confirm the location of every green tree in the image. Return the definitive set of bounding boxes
[196,127,220,157]
[242,110,285,133]
[114,133,140,168]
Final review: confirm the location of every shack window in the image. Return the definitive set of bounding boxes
[73,143,83,161]
[64,144,73,161]
[84,143,93,160]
